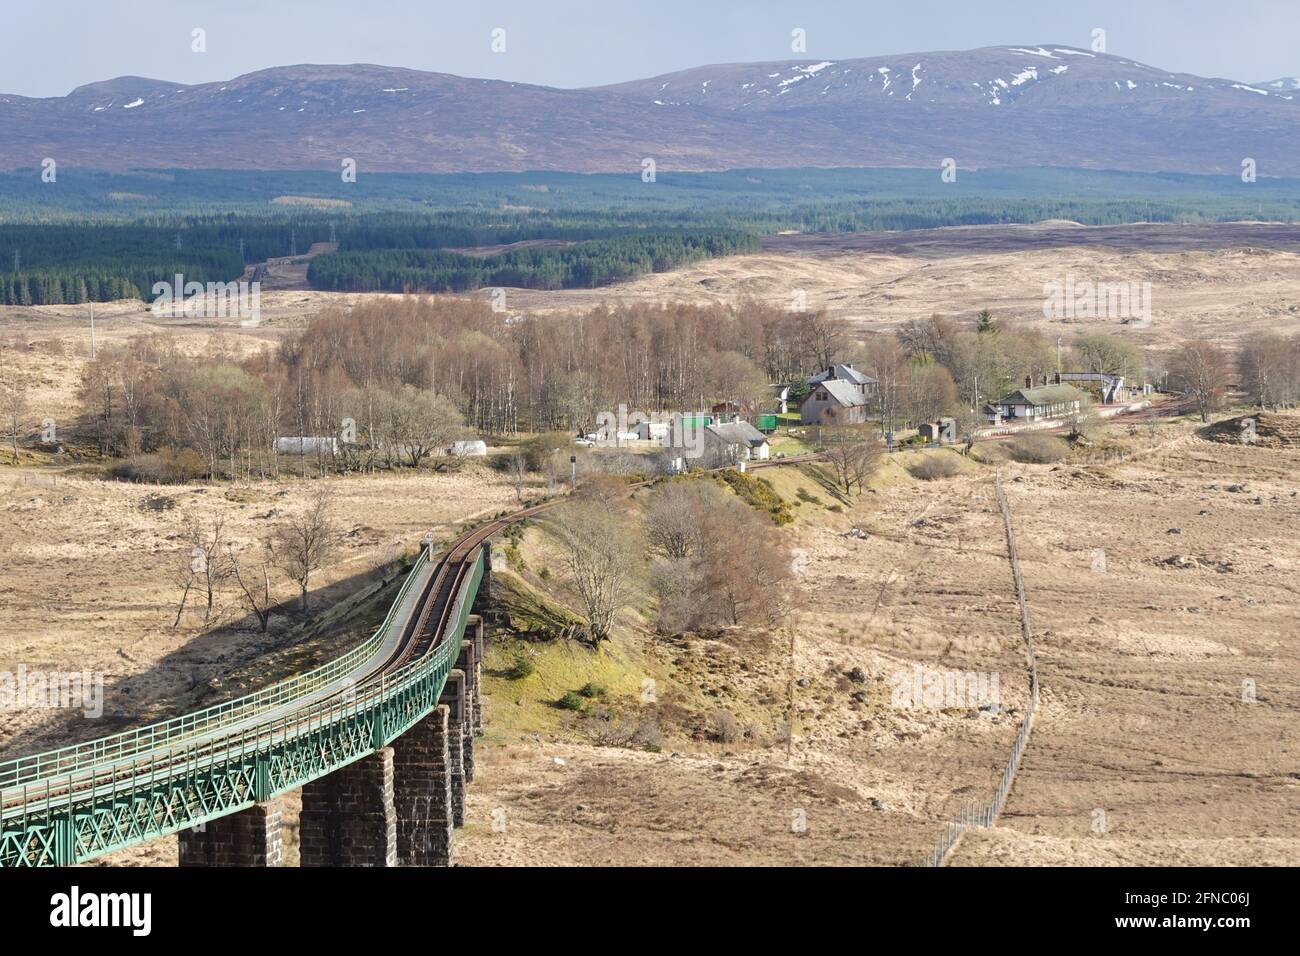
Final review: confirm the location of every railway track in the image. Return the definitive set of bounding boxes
[382,454,821,672]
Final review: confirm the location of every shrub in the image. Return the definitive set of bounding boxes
[635,719,665,752]
[577,682,606,699]
[586,716,664,752]
[556,690,584,711]
[503,542,526,572]
[110,454,163,482]
[109,447,207,483]
[715,470,793,525]
[522,432,572,471]
[1006,433,1069,464]
[796,487,824,505]
[908,455,962,481]
[707,709,743,743]
[969,442,1007,465]
[503,656,534,680]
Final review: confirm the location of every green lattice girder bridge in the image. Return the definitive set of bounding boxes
[0,543,485,867]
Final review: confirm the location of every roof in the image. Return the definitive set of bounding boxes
[706,421,768,447]
[996,384,1085,407]
[804,379,868,407]
[809,364,876,387]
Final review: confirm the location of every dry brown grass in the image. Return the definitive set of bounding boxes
[457,422,1300,867]
[4,227,1299,866]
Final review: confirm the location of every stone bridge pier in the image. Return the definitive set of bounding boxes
[178,800,283,867]
[178,616,488,867]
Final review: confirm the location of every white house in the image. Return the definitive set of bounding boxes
[989,382,1085,423]
[703,420,770,462]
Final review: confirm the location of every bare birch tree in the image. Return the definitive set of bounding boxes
[0,356,29,464]
[228,544,276,633]
[1169,339,1232,423]
[547,498,640,647]
[819,426,884,494]
[269,491,338,613]
[182,512,231,622]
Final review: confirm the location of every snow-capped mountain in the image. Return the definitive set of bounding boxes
[1,46,1297,175]
[600,45,1296,109]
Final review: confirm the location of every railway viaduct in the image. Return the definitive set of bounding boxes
[175,609,488,868]
[0,525,508,868]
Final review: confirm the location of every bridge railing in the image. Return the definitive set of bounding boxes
[0,549,430,795]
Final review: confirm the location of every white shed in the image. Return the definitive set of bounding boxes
[635,421,670,442]
[275,437,338,455]
[448,440,488,457]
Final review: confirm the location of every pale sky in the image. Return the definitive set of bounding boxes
[2,0,1297,97]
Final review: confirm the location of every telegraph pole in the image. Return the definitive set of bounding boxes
[89,302,96,360]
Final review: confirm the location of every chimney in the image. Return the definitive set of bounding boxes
[1053,371,1061,385]
[827,365,835,377]
[1025,375,1032,388]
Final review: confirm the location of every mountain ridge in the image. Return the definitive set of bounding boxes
[3,45,1298,175]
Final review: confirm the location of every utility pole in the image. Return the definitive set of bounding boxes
[89,302,96,360]
[1056,336,1062,374]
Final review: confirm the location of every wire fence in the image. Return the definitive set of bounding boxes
[922,472,1039,866]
